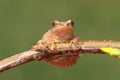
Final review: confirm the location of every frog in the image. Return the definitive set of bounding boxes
[33,20,80,68]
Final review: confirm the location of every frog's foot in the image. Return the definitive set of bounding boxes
[32,40,48,50]
[50,42,61,51]
[70,38,82,49]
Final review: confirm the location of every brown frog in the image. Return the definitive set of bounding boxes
[33,20,80,68]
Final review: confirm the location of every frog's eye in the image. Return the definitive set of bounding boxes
[67,20,74,27]
[52,22,56,27]
[52,20,59,27]
[71,21,74,26]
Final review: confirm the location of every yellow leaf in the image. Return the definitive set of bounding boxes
[100,47,120,56]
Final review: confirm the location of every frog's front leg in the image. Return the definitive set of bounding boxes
[70,37,82,48]
[50,41,61,51]
[32,40,49,50]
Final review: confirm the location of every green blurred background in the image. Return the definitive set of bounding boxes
[0,0,120,80]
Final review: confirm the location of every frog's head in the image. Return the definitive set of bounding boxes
[52,20,74,29]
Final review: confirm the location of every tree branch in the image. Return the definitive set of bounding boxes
[0,40,120,73]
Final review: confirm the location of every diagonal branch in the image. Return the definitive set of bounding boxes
[0,40,120,73]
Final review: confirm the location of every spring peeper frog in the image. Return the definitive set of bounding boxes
[33,20,80,68]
